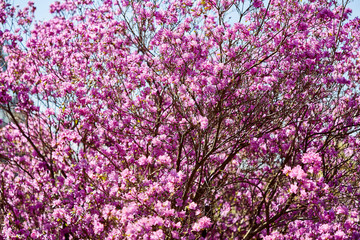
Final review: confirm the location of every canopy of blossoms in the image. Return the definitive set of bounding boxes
[0,0,360,239]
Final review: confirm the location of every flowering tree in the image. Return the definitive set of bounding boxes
[0,0,360,239]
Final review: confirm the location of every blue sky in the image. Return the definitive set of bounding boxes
[13,0,360,22]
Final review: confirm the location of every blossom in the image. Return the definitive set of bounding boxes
[283,165,292,175]
[52,208,66,219]
[30,230,40,238]
[334,230,346,239]
[289,165,307,180]
[158,154,171,165]
[336,206,348,215]
[191,217,212,232]
[1,0,360,239]
[150,229,164,240]
[302,151,321,165]
[171,231,180,239]
[253,0,262,8]
[188,202,197,210]
[319,224,331,234]
[93,220,104,234]
[263,231,284,240]
[197,116,208,130]
[289,184,298,194]
[220,202,231,217]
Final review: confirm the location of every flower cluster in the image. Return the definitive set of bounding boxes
[0,0,360,239]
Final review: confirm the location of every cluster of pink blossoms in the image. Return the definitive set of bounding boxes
[0,0,360,239]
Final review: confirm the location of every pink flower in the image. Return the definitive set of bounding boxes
[220,202,231,217]
[150,229,164,240]
[289,184,298,194]
[302,151,322,173]
[138,156,149,166]
[283,165,291,175]
[263,231,284,240]
[171,231,180,239]
[302,151,321,165]
[188,202,197,210]
[158,154,171,165]
[334,230,346,239]
[253,0,262,8]
[192,217,212,231]
[30,230,39,238]
[52,208,65,219]
[198,116,208,130]
[94,221,104,234]
[289,165,307,180]
[319,224,331,234]
[336,206,348,215]
[92,214,104,234]
[300,189,307,198]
